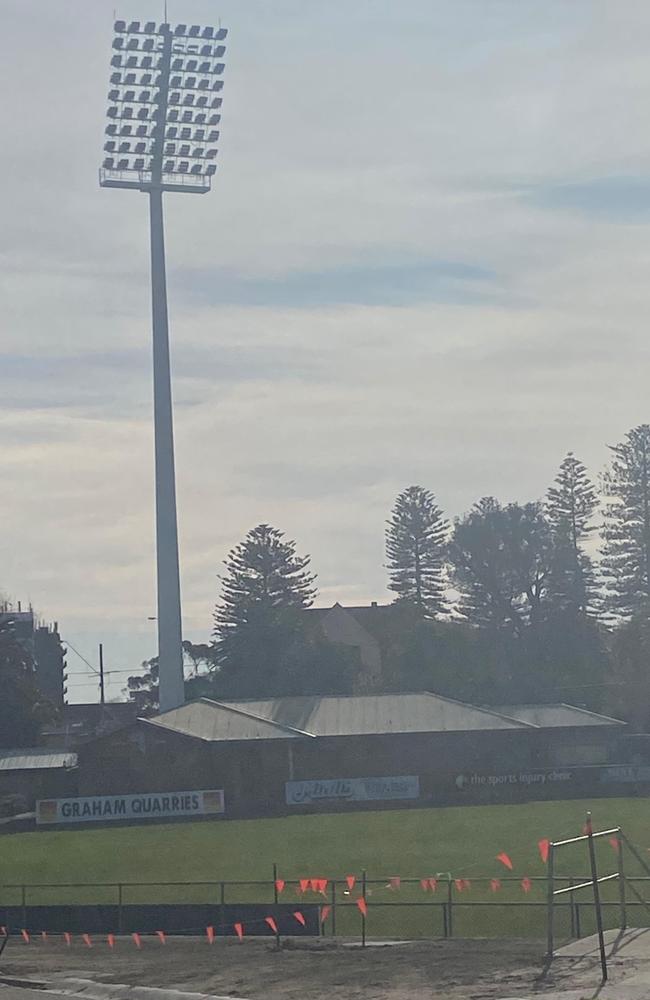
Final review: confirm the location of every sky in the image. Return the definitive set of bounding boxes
[2,0,650,701]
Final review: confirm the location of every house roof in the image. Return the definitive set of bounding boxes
[146,692,532,743]
[0,748,78,772]
[492,704,626,729]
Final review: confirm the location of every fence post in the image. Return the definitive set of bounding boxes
[446,877,454,939]
[546,842,555,959]
[117,883,123,935]
[331,879,337,937]
[21,885,26,931]
[568,879,576,939]
[617,830,627,934]
[361,869,367,948]
[586,811,608,983]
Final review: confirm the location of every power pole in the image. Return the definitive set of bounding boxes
[99,643,106,705]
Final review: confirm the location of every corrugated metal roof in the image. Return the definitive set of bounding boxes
[493,704,626,729]
[145,700,312,742]
[148,693,531,742]
[222,694,530,736]
[0,748,77,771]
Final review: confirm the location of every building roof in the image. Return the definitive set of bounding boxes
[493,704,626,729]
[146,692,532,743]
[144,699,314,742]
[0,748,77,772]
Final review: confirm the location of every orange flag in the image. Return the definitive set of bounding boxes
[521,877,532,894]
[389,877,401,890]
[496,852,513,870]
[454,879,464,892]
[345,875,356,891]
[132,933,142,949]
[156,930,166,945]
[428,878,438,892]
[275,879,285,894]
[64,932,72,946]
[320,905,331,924]
[420,878,430,892]
[609,837,620,853]
[265,916,278,934]
[234,923,244,941]
[490,878,501,892]
[107,934,115,949]
[316,878,328,895]
[356,897,368,917]
[82,933,92,948]
[299,879,310,894]
[21,929,30,944]
[538,839,550,864]
[293,911,306,927]
[206,926,215,944]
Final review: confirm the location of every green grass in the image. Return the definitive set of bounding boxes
[2,797,650,938]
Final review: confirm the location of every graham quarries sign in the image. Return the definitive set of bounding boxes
[37,789,225,825]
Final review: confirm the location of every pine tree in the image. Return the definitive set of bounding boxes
[213,524,317,691]
[545,452,598,612]
[601,424,650,619]
[385,486,449,617]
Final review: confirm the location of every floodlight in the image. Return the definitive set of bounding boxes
[99,19,228,713]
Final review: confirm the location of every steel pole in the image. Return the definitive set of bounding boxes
[148,186,184,712]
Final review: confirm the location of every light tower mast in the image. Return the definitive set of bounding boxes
[100,19,227,711]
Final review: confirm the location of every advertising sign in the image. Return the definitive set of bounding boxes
[286,775,419,805]
[36,789,225,825]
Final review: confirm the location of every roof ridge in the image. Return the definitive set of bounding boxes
[198,698,317,738]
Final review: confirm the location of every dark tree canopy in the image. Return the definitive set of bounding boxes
[601,424,650,619]
[449,498,554,633]
[385,486,449,617]
[546,452,598,612]
[0,620,56,747]
[212,524,318,696]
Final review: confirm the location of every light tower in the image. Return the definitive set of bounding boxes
[99,19,227,712]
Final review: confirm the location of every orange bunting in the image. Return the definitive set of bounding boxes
[265,916,278,934]
[82,933,92,948]
[454,879,465,892]
[428,878,438,893]
[538,838,550,864]
[293,911,306,927]
[490,878,501,892]
[345,875,356,891]
[132,933,142,949]
[496,852,513,870]
[315,878,328,895]
[420,878,430,892]
[299,878,310,894]
[521,877,532,894]
[107,934,115,949]
[156,930,166,945]
[206,926,215,944]
[21,929,30,944]
[64,932,72,946]
[389,877,401,890]
[275,879,285,895]
[356,897,368,917]
[609,836,620,853]
[234,922,244,941]
[320,905,331,924]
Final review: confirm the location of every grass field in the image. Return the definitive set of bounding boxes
[2,797,650,939]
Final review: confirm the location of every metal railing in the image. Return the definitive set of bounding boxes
[546,811,650,983]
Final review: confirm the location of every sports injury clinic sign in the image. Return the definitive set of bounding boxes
[36,789,225,825]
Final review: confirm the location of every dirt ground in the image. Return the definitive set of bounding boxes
[0,935,553,999]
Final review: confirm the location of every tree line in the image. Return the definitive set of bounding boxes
[128,423,650,728]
